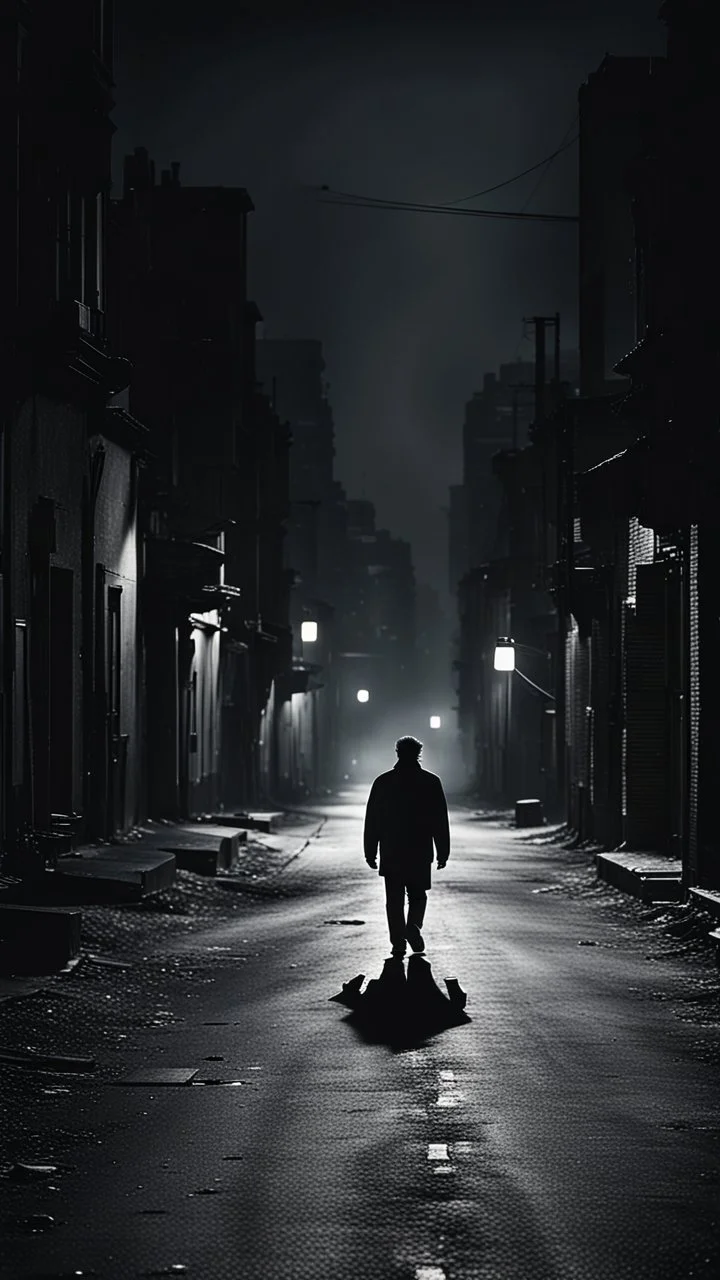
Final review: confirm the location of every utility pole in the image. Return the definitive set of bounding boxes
[534,316,546,423]
[520,314,561,424]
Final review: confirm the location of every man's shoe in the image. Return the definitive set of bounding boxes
[405,924,425,953]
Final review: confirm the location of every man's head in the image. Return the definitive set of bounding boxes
[395,735,423,764]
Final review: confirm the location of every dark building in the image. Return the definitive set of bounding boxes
[0,1,148,864]
[256,339,336,597]
[109,150,292,815]
[448,483,469,597]
[451,340,578,804]
[325,499,417,780]
[578,55,664,397]
[255,338,342,791]
[461,366,531,571]
[548,0,720,900]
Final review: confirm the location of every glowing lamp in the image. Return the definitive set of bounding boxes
[301,620,318,642]
[493,638,516,672]
[356,688,370,703]
[429,715,441,729]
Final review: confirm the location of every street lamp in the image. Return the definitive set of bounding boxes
[429,715,441,729]
[494,635,555,699]
[301,620,318,643]
[493,634,556,816]
[356,688,370,703]
[493,637,516,671]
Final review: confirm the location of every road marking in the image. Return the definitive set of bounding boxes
[439,1070,455,1081]
[435,1093,463,1108]
[427,1143,449,1161]
[416,1269,446,1280]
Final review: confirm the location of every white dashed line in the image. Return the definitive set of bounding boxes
[427,1143,449,1161]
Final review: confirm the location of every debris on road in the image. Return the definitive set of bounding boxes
[0,1048,96,1073]
[116,1068,199,1086]
[85,954,133,970]
[6,1163,59,1182]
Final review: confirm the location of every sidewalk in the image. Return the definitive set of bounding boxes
[0,808,325,1000]
[513,818,720,978]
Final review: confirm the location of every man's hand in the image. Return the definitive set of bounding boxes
[436,860,447,870]
[365,857,377,870]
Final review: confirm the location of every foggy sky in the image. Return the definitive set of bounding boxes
[114,0,664,602]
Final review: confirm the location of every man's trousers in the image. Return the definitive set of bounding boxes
[384,876,427,950]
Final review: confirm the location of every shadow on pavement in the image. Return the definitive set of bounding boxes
[330,954,470,1050]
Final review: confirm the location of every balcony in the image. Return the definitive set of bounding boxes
[31,300,130,402]
[145,536,225,608]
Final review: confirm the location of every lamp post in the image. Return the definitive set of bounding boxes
[493,637,555,700]
[493,639,514,800]
[301,620,318,643]
[429,715,441,729]
[493,636,556,809]
[356,688,370,703]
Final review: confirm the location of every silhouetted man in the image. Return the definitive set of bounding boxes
[363,735,450,958]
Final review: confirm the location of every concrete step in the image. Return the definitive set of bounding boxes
[211,811,283,834]
[596,851,683,903]
[152,823,245,875]
[0,904,81,975]
[52,848,176,901]
[688,887,720,921]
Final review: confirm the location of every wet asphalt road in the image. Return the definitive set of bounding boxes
[3,793,720,1279]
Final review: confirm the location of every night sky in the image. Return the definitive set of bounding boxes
[113,0,664,602]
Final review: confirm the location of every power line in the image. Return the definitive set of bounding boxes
[442,133,578,206]
[314,118,579,220]
[519,116,579,216]
[317,193,577,223]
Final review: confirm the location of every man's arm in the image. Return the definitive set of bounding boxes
[434,779,450,868]
[363,780,380,866]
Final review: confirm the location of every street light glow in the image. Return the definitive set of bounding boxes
[430,715,441,729]
[493,637,516,671]
[356,688,370,703]
[301,620,318,642]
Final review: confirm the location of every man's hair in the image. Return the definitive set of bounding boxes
[395,735,423,761]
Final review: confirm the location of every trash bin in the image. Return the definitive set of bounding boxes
[515,798,544,827]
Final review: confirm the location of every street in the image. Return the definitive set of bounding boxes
[2,794,720,1280]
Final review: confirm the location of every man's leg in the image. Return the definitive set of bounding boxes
[384,876,407,954]
[405,884,427,952]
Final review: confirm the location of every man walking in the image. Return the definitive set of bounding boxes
[363,735,450,958]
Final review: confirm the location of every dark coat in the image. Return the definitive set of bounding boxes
[363,760,450,890]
